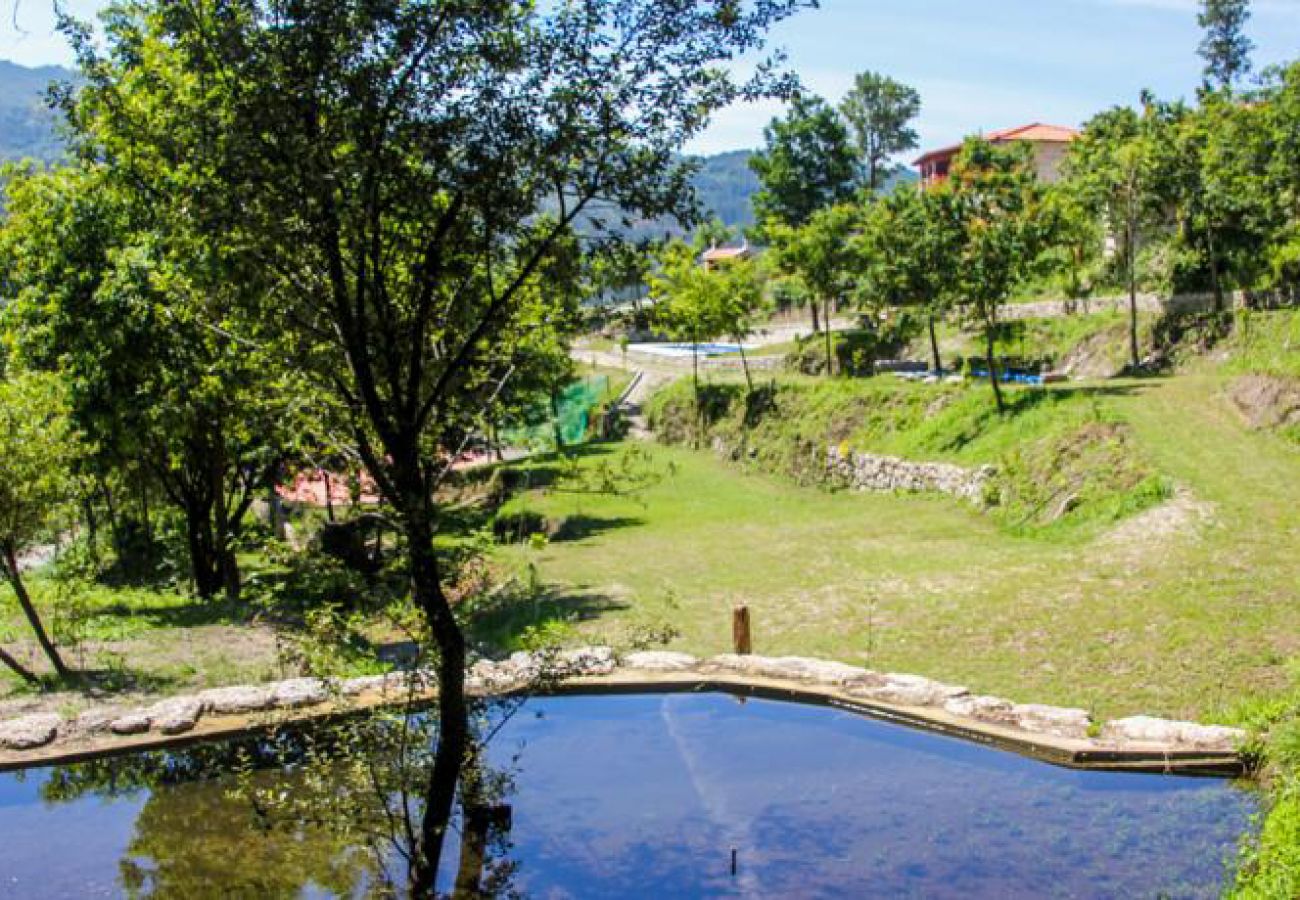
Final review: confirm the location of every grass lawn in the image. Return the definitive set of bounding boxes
[494,372,1300,723]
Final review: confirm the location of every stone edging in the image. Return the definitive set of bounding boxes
[0,648,1248,775]
[827,446,995,504]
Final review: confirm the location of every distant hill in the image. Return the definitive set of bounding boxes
[690,150,761,230]
[0,60,77,164]
[0,59,914,227]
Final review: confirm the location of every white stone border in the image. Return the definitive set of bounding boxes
[0,648,1247,773]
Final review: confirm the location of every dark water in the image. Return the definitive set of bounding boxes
[0,692,1257,898]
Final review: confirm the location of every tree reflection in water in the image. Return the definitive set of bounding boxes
[41,693,528,898]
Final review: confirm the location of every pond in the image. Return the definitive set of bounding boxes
[0,692,1257,898]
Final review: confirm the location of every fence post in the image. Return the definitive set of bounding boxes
[733,604,752,655]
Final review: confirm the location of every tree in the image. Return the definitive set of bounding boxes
[1042,180,1103,307]
[1198,0,1253,91]
[1063,106,1159,369]
[749,94,858,232]
[839,71,921,193]
[1,163,297,602]
[769,203,862,376]
[0,372,82,682]
[858,183,963,373]
[949,139,1056,411]
[65,1,807,890]
[1258,62,1300,287]
[651,241,767,401]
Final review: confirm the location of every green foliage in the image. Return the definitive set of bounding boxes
[857,179,964,370]
[767,202,864,374]
[749,94,858,231]
[0,371,82,553]
[1198,0,1254,90]
[838,71,922,192]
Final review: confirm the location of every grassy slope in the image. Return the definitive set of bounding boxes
[495,369,1299,723]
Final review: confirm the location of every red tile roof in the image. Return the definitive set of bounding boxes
[914,123,1079,166]
[701,244,750,262]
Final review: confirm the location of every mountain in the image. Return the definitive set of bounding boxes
[690,150,761,230]
[0,60,77,164]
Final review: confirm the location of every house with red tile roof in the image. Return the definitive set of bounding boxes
[701,239,751,270]
[914,123,1079,187]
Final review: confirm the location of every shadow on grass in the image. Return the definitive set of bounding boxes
[496,442,623,492]
[83,598,253,630]
[549,515,646,543]
[467,586,630,651]
[0,658,187,701]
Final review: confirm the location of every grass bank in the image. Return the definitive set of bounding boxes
[491,367,1298,725]
[647,377,1168,535]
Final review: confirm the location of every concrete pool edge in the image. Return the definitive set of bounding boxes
[0,652,1249,776]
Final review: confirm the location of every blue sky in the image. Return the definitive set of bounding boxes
[5,0,1300,159]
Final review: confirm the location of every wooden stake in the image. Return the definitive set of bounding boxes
[732,605,752,655]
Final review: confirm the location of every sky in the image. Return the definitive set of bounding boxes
[4,0,1300,161]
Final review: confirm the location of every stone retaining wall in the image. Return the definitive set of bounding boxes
[827,445,995,504]
[1000,287,1297,322]
[0,648,1247,772]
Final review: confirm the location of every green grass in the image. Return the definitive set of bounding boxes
[1220,309,1300,379]
[491,371,1300,724]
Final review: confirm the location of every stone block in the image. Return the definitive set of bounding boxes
[0,713,61,750]
[622,651,698,671]
[1014,704,1092,739]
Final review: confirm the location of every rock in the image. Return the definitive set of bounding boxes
[341,672,412,697]
[200,685,276,715]
[848,673,968,707]
[1102,716,1246,750]
[72,709,119,736]
[944,695,1019,726]
[0,713,61,750]
[825,446,994,504]
[1014,704,1092,739]
[622,651,698,671]
[148,696,205,735]
[109,712,152,735]
[270,678,330,709]
[559,646,616,676]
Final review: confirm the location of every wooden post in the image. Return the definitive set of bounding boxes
[732,604,752,655]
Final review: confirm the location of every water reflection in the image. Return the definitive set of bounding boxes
[0,693,1259,898]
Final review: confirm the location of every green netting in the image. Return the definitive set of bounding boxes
[503,375,611,449]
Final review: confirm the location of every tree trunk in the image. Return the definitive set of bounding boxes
[1126,205,1140,371]
[735,335,755,394]
[1127,223,1140,370]
[403,501,469,897]
[822,298,834,376]
[0,644,39,685]
[927,314,942,374]
[984,326,1005,413]
[323,469,336,523]
[809,300,820,334]
[550,391,566,452]
[184,502,222,600]
[2,542,70,680]
[1207,227,1225,313]
[692,336,702,450]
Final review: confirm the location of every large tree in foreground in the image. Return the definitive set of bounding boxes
[66,0,808,889]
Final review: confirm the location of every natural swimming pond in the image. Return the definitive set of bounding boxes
[0,692,1257,897]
